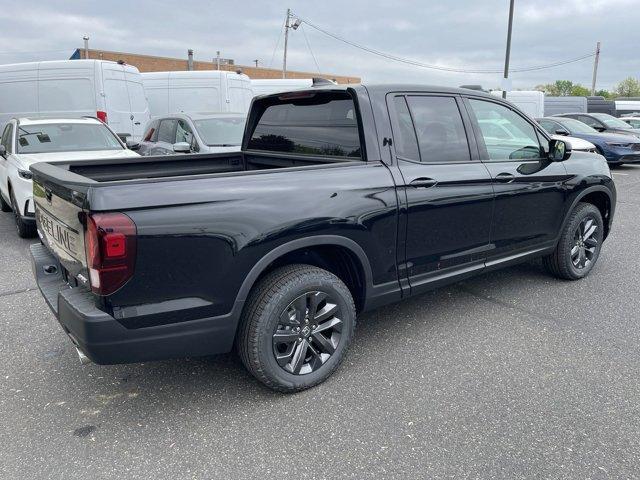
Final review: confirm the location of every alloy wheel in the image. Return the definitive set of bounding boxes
[571,216,598,269]
[272,291,343,375]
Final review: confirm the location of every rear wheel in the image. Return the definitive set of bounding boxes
[10,190,37,238]
[237,264,356,392]
[543,202,603,280]
[0,192,10,212]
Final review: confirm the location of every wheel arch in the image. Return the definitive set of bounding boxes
[234,236,374,314]
[563,186,614,240]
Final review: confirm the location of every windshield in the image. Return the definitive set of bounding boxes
[556,118,599,134]
[17,123,123,154]
[193,117,246,146]
[591,113,633,129]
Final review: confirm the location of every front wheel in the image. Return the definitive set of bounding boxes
[237,264,356,392]
[543,202,604,280]
[10,191,37,238]
[0,192,11,212]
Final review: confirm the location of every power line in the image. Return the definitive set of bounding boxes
[300,24,321,74]
[268,15,288,68]
[292,12,595,75]
[0,48,70,56]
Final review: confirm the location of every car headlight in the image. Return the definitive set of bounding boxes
[18,169,33,180]
[605,142,632,147]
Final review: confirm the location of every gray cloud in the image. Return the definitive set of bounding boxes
[0,0,637,91]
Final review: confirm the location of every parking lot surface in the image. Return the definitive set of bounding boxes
[1,166,639,479]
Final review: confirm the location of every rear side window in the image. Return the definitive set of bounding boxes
[390,96,420,161]
[578,115,602,129]
[247,92,361,158]
[157,119,177,144]
[407,96,470,163]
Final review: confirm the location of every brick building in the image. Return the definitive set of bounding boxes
[70,48,360,84]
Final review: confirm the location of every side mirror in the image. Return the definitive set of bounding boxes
[555,129,570,136]
[126,140,140,151]
[549,139,571,162]
[0,145,6,157]
[172,142,191,153]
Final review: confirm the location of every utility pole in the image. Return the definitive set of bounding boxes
[591,41,601,96]
[283,8,291,79]
[254,59,259,68]
[502,0,515,99]
[83,35,89,59]
[216,51,221,70]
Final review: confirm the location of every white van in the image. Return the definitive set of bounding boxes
[614,98,640,117]
[491,90,545,118]
[544,96,588,116]
[142,70,253,117]
[0,60,150,141]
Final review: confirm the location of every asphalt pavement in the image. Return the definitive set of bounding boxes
[1,165,640,479]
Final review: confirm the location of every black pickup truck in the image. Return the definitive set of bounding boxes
[30,85,616,392]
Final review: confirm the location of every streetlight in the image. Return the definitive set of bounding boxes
[502,0,515,99]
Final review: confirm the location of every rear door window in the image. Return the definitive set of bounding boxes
[407,96,471,163]
[247,92,361,158]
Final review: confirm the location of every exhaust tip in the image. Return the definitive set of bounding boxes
[75,347,91,365]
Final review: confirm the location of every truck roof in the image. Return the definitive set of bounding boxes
[254,83,494,100]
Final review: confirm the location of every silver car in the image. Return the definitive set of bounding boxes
[138,112,246,156]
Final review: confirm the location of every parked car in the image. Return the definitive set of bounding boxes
[142,70,253,117]
[555,112,640,138]
[0,117,139,237]
[537,116,640,165]
[620,116,640,129]
[478,118,595,153]
[30,85,616,392]
[0,60,150,141]
[138,113,245,155]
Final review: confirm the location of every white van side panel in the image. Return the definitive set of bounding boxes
[0,63,38,130]
[491,90,545,118]
[142,71,253,116]
[123,66,150,140]
[37,61,97,120]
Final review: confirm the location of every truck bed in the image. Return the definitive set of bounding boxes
[32,151,357,185]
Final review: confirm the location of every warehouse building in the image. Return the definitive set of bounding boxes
[70,48,360,84]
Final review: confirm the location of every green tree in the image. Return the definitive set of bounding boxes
[570,84,591,96]
[615,77,640,97]
[535,80,577,96]
[594,89,612,98]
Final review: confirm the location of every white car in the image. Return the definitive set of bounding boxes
[620,116,640,129]
[550,135,597,153]
[0,117,139,237]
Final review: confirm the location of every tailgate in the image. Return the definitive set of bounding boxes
[33,179,88,281]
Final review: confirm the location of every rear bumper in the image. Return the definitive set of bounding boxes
[30,243,240,365]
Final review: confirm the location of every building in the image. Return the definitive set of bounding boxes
[70,48,360,84]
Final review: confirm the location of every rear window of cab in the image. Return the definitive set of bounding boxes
[247,91,361,159]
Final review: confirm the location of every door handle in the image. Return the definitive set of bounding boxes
[494,173,516,183]
[134,122,141,125]
[409,177,438,188]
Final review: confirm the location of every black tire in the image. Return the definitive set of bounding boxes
[10,190,37,238]
[237,264,356,393]
[0,192,10,212]
[543,202,604,280]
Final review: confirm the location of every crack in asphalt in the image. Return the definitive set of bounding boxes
[0,287,37,299]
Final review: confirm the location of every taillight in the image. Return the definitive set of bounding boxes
[96,110,108,123]
[84,212,136,296]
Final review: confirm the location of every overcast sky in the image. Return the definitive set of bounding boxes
[0,0,638,91]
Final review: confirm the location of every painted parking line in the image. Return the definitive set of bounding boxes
[612,172,629,176]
